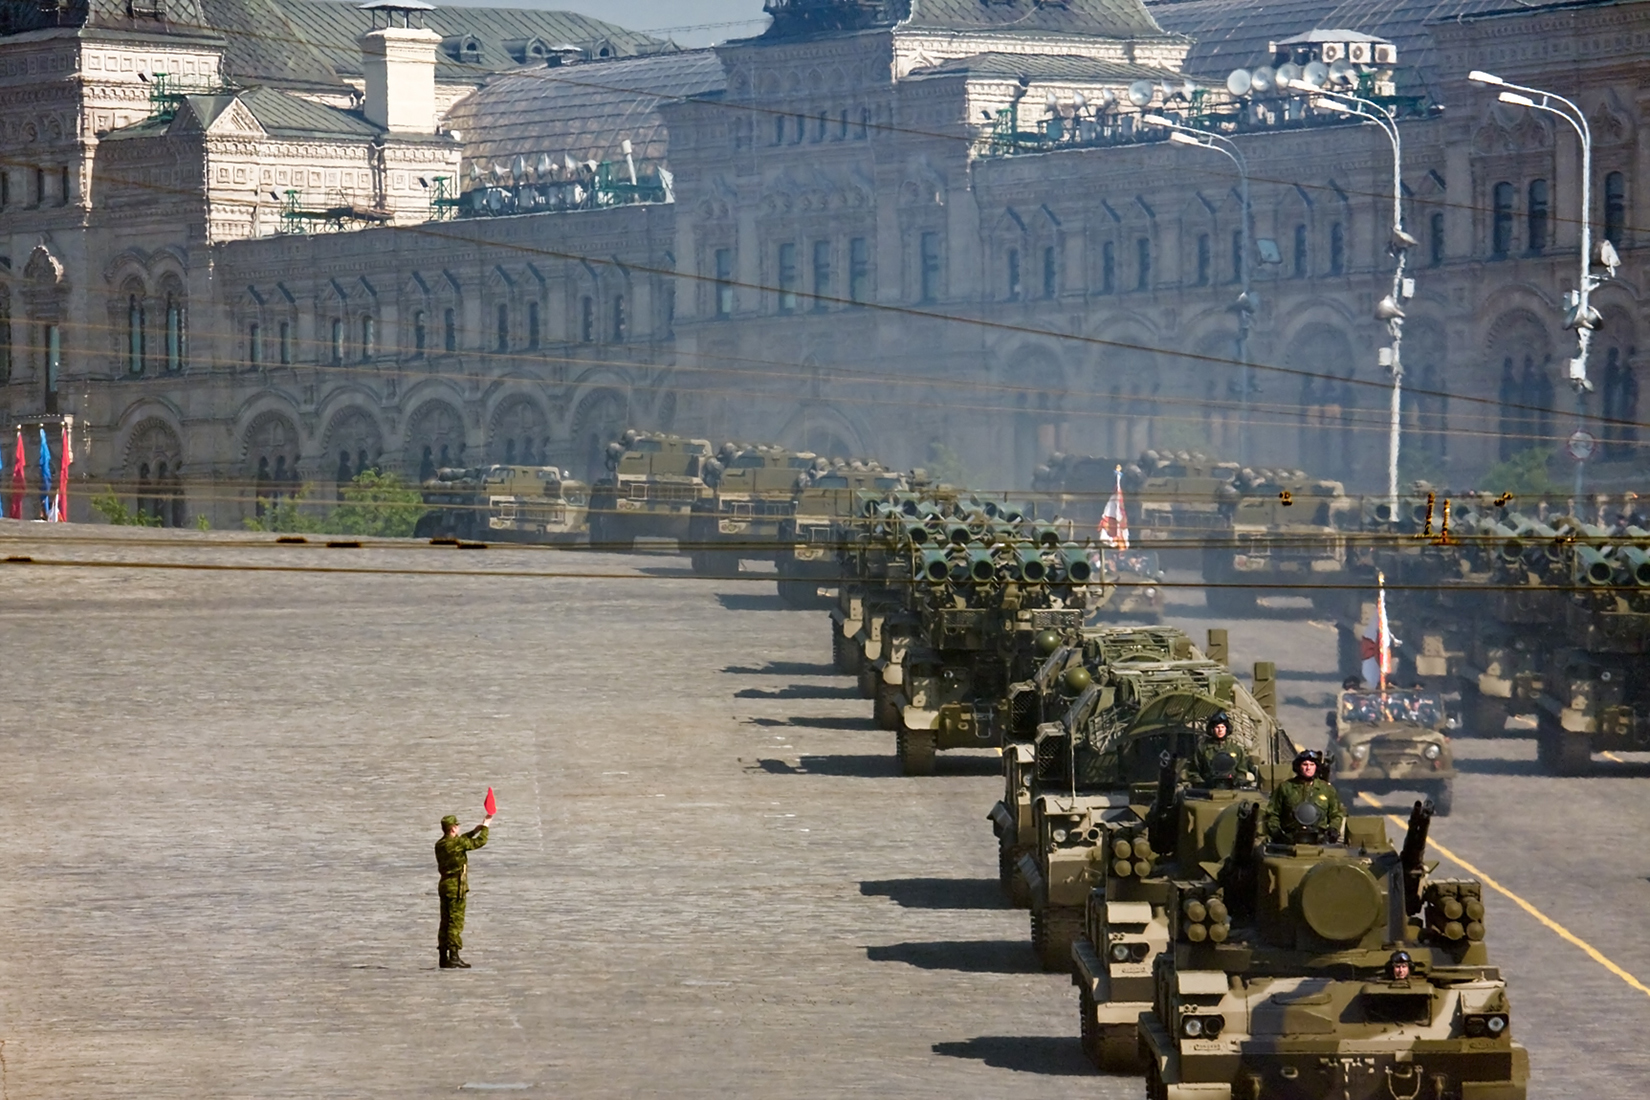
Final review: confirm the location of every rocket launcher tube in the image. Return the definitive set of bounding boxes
[1575,545,1616,586]
[1400,798,1435,918]
[1148,752,1179,859]
[1616,546,1650,587]
[1018,548,1048,583]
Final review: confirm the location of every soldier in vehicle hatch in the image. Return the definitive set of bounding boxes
[1262,749,1345,842]
[436,812,492,969]
[1186,711,1255,789]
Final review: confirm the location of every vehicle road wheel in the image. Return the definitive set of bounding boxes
[1539,714,1592,777]
[689,550,714,575]
[1036,905,1082,973]
[896,725,936,776]
[856,665,877,700]
[1205,585,1257,617]
[1462,686,1508,737]
[1145,1056,1168,1100]
[873,682,901,731]
[1432,780,1454,817]
[999,839,1030,908]
[1092,1022,1143,1074]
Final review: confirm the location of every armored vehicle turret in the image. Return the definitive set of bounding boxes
[414,465,589,543]
[1139,800,1528,1099]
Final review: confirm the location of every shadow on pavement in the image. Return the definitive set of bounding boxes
[866,940,1039,974]
[635,565,695,576]
[1278,668,1349,682]
[734,684,862,700]
[1451,756,1544,776]
[723,661,838,677]
[745,715,876,730]
[931,1036,1092,1076]
[752,755,897,777]
[715,593,802,612]
[860,878,1006,910]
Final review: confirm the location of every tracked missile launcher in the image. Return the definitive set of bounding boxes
[1139,800,1528,1099]
[414,464,589,543]
[688,443,817,576]
[586,430,714,549]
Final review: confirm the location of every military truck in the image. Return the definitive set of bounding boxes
[1016,628,1290,973]
[414,465,589,543]
[1139,800,1528,1099]
[687,444,816,576]
[1326,685,1457,815]
[586,430,714,549]
[1092,547,1165,622]
[1032,450,1240,567]
[1203,469,1355,615]
[782,462,906,613]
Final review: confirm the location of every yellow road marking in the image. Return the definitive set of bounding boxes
[1603,751,1626,763]
[1356,793,1650,999]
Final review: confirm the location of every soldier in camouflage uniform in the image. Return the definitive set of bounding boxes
[1262,749,1345,842]
[1185,711,1256,788]
[436,812,491,969]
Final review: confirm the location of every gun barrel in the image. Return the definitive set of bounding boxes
[1400,798,1435,917]
[1148,754,1179,857]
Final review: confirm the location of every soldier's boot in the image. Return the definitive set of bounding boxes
[439,947,454,969]
[450,950,471,968]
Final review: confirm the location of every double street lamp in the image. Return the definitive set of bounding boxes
[1468,71,1620,508]
[1283,77,1416,521]
[1142,114,1258,465]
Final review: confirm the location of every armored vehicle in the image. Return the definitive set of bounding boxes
[782,462,906,613]
[1139,800,1528,1099]
[414,465,589,543]
[586,430,714,549]
[1033,451,1239,568]
[688,444,817,576]
[1203,469,1355,615]
[1327,685,1457,815]
[1093,547,1165,622]
[1016,629,1290,973]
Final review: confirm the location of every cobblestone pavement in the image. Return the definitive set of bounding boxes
[0,526,1644,1097]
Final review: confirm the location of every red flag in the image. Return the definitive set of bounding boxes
[7,430,22,521]
[56,423,70,523]
[483,787,496,816]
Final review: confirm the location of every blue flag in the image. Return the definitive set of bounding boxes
[37,426,53,521]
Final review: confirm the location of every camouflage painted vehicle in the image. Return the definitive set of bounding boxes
[1139,800,1528,1099]
[1017,628,1289,973]
[1203,469,1355,616]
[586,430,714,549]
[413,465,589,543]
[1093,547,1165,622]
[688,444,816,576]
[1033,451,1239,568]
[1326,686,1457,816]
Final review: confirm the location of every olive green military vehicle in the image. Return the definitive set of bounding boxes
[1093,547,1165,622]
[414,465,589,543]
[1203,469,1355,615]
[784,462,906,613]
[1032,451,1240,568]
[1139,800,1528,1099]
[1326,686,1457,816]
[1016,628,1290,973]
[586,430,714,549]
[688,444,817,576]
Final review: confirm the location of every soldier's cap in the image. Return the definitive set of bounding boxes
[441,814,459,828]
[1292,748,1325,771]
[1205,710,1231,735]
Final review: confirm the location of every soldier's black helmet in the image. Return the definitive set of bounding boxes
[1387,949,1414,977]
[1292,748,1324,774]
[1205,711,1231,739]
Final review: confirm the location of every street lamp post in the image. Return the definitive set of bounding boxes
[1468,71,1615,513]
[1286,78,1415,521]
[1142,114,1258,465]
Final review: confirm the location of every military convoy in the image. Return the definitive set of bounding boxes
[414,464,589,543]
[1326,684,1457,815]
[687,444,817,575]
[587,431,715,549]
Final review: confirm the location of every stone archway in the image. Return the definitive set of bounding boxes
[488,396,548,469]
[244,410,302,512]
[323,406,385,491]
[124,417,184,526]
[569,388,627,482]
[1286,323,1357,478]
[1007,345,1067,488]
[1484,310,1554,461]
[405,400,466,479]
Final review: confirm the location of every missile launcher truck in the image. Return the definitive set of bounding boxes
[782,462,906,614]
[1139,800,1528,1100]
[586,430,714,549]
[687,444,816,576]
[414,465,589,543]
[1203,469,1355,616]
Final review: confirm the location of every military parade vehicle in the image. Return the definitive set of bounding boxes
[1016,628,1291,973]
[1093,546,1165,622]
[1326,684,1457,815]
[687,444,817,576]
[782,461,906,613]
[413,465,589,543]
[1202,468,1355,616]
[586,430,714,549]
[1138,799,1528,1099]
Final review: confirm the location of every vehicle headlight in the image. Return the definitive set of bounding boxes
[1053,828,1067,843]
[1486,1014,1507,1035]
[1350,744,1369,761]
[1181,1016,1204,1038]
[1145,587,1157,599]
[1423,743,1442,760]
[1180,1014,1223,1039]
[1110,942,1132,963]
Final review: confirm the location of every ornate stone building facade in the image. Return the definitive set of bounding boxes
[0,0,1643,523]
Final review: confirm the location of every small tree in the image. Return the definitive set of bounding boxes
[1479,446,1559,500]
[243,488,321,533]
[925,440,968,488]
[90,492,162,527]
[328,469,426,537]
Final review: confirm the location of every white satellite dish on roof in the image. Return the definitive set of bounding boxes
[1100,88,1117,107]
[1073,91,1088,112]
[1127,80,1154,107]
[512,154,526,180]
[1251,66,1277,94]
[537,152,553,176]
[1328,57,1356,84]
[1276,62,1303,87]
[1302,60,1330,87]
[1226,69,1252,96]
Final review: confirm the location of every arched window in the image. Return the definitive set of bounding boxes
[1527,179,1549,253]
[1491,182,1514,257]
[1603,171,1626,247]
[1429,211,1445,266]
[580,296,595,342]
[248,322,261,367]
[527,301,540,348]
[330,318,344,365]
[612,295,627,341]
[360,314,374,361]
[0,295,11,383]
[1329,222,1345,274]
[279,321,292,364]
[1194,235,1210,286]
[164,294,184,372]
[443,307,456,352]
[496,302,509,351]
[413,310,427,356]
[127,294,145,375]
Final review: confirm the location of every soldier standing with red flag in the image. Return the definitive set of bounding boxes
[435,804,493,969]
